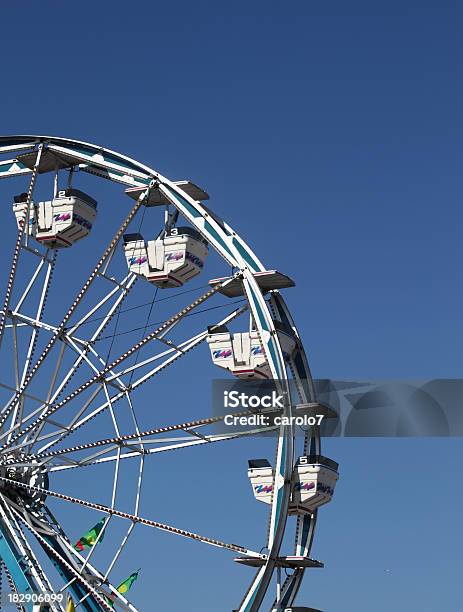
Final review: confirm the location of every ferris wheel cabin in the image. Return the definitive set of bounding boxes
[290,455,339,514]
[247,459,274,504]
[207,320,297,379]
[123,227,208,288]
[13,188,97,248]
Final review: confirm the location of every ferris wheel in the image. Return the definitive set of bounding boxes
[0,135,339,612]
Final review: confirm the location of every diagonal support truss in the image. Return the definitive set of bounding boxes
[0,477,265,561]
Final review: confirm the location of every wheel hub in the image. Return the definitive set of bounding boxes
[0,453,48,509]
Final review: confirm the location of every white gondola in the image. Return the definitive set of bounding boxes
[123,227,208,289]
[207,320,296,379]
[12,188,97,248]
[247,459,274,505]
[247,455,338,514]
[290,455,339,514]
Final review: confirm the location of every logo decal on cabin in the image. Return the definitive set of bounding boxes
[53,212,71,222]
[295,482,315,492]
[128,256,147,265]
[213,349,233,359]
[255,484,273,494]
[166,251,183,262]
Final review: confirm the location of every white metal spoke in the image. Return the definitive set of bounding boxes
[8,253,57,441]
[13,256,44,312]
[0,476,265,560]
[0,143,43,352]
[6,410,271,473]
[101,391,145,582]
[44,427,271,472]
[14,405,264,469]
[68,272,133,333]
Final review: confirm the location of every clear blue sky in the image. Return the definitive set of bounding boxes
[1,1,462,610]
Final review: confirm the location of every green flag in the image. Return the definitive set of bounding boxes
[116,569,140,595]
[74,518,105,552]
[105,569,141,607]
